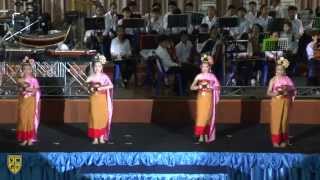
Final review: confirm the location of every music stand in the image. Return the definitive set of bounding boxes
[263,38,288,60]
[278,38,289,51]
[262,38,278,52]
[0,24,6,36]
[85,17,105,30]
[190,12,204,26]
[216,17,239,85]
[267,18,285,32]
[140,34,158,50]
[312,17,320,30]
[197,33,210,43]
[217,17,239,28]
[122,18,146,29]
[167,14,189,28]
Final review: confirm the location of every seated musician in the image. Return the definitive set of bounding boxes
[110,26,134,87]
[118,7,134,35]
[201,6,218,30]
[270,0,286,18]
[155,35,180,73]
[246,1,258,27]
[103,2,118,59]
[306,31,319,86]
[224,5,237,17]
[246,24,268,86]
[197,26,221,55]
[265,32,283,60]
[280,21,299,75]
[175,31,193,64]
[231,7,250,39]
[184,1,194,13]
[152,2,161,10]
[83,7,106,54]
[128,0,141,18]
[287,6,304,38]
[104,2,118,37]
[175,31,199,86]
[256,4,272,32]
[155,35,186,93]
[147,7,164,34]
[196,26,224,81]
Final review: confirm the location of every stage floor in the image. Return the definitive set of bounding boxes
[0,123,320,153]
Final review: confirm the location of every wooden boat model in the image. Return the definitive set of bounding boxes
[17,26,71,48]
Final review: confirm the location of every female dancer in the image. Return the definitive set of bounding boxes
[86,56,113,144]
[267,57,296,148]
[16,58,40,146]
[190,55,220,143]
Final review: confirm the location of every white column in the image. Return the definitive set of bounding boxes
[60,0,64,21]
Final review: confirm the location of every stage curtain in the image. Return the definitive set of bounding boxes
[0,152,319,180]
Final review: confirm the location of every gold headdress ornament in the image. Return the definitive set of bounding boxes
[94,53,107,65]
[22,56,35,65]
[277,57,290,69]
[200,54,214,65]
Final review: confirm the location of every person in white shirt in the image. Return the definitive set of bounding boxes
[201,6,218,30]
[256,4,272,32]
[288,6,304,38]
[175,31,193,64]
[280,21,298,54]
[270,0,286,18]
[110,26,134,87]
[175,31,199,90]
[155,35,186,94]
[224,5,237,17]
[155,35,179,72]
[104,2,118,37]
[147,8,164,33]
[306,31,319,85]
[232,7,250,39]
[83,7,105,53]
[246,1,258,27]
[280,21,299,75]
[117,7,135,35]
[301,8,314,31]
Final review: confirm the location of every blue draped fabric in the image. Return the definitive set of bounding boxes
[0,152,319,180]
[82,173,228,180]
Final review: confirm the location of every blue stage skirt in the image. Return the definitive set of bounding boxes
[0,152,319,180]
